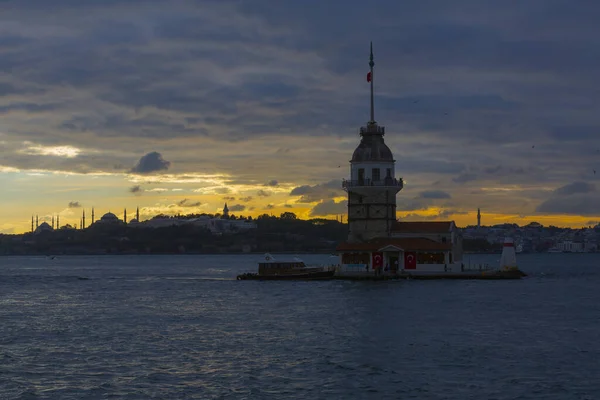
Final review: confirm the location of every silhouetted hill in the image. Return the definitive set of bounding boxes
[0,213,348,255]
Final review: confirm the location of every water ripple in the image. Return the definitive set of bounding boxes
[1,254,600,399]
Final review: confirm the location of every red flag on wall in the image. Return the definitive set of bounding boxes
[404,252,417,269]
[366,71,372,82]
[372,252,383,269]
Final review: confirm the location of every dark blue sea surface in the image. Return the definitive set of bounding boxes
[1,253,599,399]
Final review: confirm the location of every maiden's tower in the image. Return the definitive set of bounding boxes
[333,44,527,279]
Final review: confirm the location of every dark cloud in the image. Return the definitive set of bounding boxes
[396,199,427,212]
[256,189,271,197]
[396,159,465,175]
[1,0,600,225]
[214,187,231,194]
[535,182,599,215]
[222,196,236,201]
[265,204,275,209]
[310,200,347,217]
[129,185,143,195]
[177,199,201,207]
[549,126,600,142]
[290,179,344,203]
[453,173,478,184]
[68,201,82,208]
[130,152,171,174]
[536,194,600,216]
[482,165,527,175]
[554,182,595,196]
[229,204,246,212]
[265,180,279,186]
[240,196,253,202]
[0,102,60,114]
[418,190,451,199]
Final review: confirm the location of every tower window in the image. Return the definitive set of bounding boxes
[386,168,392,177]
[372,168,380,182]
[358,168,365,184]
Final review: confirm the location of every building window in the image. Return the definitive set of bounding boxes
[372,168,380,182]
[358,168,365,184]
[386,168,392,177]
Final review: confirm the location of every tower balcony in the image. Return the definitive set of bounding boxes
[342,177,404,191]
[359,125,385,136]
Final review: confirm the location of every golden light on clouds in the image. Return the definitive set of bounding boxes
[19,142,83,158]
[1,1,599,234]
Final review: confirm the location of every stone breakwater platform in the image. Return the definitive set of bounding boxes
[334,269,527,281]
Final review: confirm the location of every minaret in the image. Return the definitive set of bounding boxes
[82,209,86,229]
[91,207,95,224]
[52,215,55,229]
[223,203,229,219]
[477,208,481,229]
[124,208,127,223]
[136,206,140,221]
[57,215,60,229]
[36,215,38,229]
[31,216,34,233]
[343,43,403,242]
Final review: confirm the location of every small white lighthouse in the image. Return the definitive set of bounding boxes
[499,237,518,270]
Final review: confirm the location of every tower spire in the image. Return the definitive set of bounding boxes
[369,41,375,124]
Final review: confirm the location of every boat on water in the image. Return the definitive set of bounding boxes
[236,254,336,281]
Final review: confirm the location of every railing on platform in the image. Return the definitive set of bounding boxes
[342,178,404,190]
[359,125,385,135]
[462,263,494,271]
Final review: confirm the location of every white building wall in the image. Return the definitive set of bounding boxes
[558,241,584,252]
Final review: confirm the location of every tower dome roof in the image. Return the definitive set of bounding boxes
[351,133,394,162]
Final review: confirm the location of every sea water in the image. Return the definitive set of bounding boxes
[1,253,599,399]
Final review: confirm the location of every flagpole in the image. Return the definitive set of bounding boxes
[369,42,375,124]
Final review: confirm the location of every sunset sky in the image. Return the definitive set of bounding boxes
[2,0,600,234]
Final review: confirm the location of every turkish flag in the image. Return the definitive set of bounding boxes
[367,71,372,82]
[404,252,417,269]
[372,252,383,269]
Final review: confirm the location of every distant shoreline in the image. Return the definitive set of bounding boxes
[0,251,337,257]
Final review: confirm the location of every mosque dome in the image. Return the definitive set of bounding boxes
[34,222,54,235]
[100,212,120,223]
[351,134,394,162]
